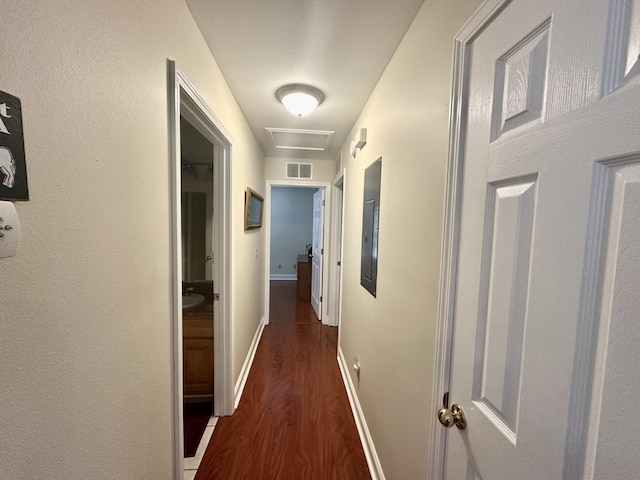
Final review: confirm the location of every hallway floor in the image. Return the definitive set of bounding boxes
[194,281,370,479]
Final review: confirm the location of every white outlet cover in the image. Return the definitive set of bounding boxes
[0,201,20,258]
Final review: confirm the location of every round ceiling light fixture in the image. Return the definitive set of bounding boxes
[276,84,325,117]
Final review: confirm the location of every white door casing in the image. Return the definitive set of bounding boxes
[435,1,640,479]
[311,188,324,320]
[330,171,345,329]
[168,61,234,479]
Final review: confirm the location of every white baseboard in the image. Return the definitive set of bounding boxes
[234,316,266,409]
[270,273,297,281]
[337,347,385,480]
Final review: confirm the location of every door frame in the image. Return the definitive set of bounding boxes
[168,61,234,478]
[263,180,331,324]
[329,169,346,329]
[428,2,509,478]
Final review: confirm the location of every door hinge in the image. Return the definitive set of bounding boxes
[320,296,323,302]
[213,293,220,301]
[337,261,341,266]
[322,200,325,206]
[321,248,324,254]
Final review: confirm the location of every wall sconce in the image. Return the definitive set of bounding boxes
[350,128,367,158]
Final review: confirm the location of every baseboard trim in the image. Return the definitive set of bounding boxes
[337,347,385,480]
[270,274,297,281]
[234,316,265,409]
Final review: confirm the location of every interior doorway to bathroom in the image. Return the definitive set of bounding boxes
[169,62,233,478]
[180,118,215,459]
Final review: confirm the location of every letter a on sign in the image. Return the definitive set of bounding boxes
[0,90,28,200]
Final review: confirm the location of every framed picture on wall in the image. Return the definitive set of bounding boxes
[0,90,29,201]
[244,187,264,230]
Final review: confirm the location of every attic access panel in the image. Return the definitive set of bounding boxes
[361,157,381,297]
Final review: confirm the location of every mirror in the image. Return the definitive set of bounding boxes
[181,117,214,282]
[182,191,209,281]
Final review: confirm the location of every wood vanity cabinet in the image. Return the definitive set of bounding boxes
[183,317,213,397]
[297,254,311,302]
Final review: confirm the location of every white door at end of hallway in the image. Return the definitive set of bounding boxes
[443,0,640,479]
[311,189,324,320]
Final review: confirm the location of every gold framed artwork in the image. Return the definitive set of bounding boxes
[244,187,264,230]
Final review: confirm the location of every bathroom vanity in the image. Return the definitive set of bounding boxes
[183,315,213,397]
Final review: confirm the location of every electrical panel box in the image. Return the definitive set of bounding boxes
[361,158,381,297]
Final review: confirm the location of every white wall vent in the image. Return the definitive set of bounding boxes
[286,162,313,179]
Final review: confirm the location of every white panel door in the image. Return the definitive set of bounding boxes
[311,189,324,320]
[443,0,640,479]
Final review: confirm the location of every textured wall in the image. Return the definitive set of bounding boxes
[0,0,264,478]
[336,0,483,478]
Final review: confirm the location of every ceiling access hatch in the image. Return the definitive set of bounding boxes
[265,127,334,151]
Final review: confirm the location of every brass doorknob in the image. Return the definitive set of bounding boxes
[437,393,467,430]
[438,407,454,427]
[450,404,467,430]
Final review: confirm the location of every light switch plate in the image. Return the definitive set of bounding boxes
[0,201,20,258]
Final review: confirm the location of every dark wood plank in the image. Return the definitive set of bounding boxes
[269,280,319,324]
[194,282,370,480]
[184,401,213,458]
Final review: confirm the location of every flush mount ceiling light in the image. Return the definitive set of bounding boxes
[276,84,324,117]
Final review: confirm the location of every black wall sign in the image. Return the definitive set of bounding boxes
[0,90,29,200]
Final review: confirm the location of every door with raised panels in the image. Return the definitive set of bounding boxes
[311,188,324,320]
[443,0,640,478]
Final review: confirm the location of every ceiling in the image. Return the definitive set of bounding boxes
[185,0,425,161]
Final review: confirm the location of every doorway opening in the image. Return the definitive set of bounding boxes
[180,118,214,459]
[168,62,233,479]
[264,181,331,325]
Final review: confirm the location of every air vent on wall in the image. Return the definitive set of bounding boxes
[286,162,313,179]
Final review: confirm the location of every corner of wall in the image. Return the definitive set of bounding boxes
[337,347,386,480]
[233,315,266,408]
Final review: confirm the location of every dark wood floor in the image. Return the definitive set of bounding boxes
[184,401,213,458]
[195,281,370,479]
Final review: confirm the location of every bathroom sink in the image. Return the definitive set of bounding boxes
[182,293,205,310]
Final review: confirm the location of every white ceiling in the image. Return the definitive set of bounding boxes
[185,0,425,161]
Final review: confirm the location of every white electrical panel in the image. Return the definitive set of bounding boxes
[0,201,20,258]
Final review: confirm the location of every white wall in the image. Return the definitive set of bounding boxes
[270,187,315,276]
[182,171,215,195]
[336,0,483,478]
[0,1,264,478]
